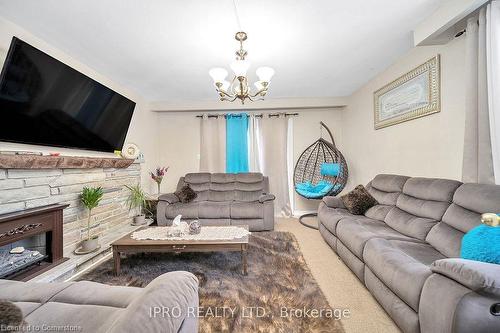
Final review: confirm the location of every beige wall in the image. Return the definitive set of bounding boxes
[341,36,466,189]
[0,15,468,209]
[157,108,343,212]
[0,17,159,192]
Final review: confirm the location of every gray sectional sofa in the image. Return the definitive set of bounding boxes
[0,271,199,333]
[157,173,275,231]
[318,174,500,333]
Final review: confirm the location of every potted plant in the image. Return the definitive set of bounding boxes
[80,186,104,253]
[150,166,168,195]
[126,184,150,225]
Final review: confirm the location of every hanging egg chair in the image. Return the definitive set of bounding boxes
[294,121,348,229]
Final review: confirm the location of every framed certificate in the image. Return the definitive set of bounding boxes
[374,55,440,129]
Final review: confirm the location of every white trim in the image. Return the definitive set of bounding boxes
[292,210,317,218]
[64,252,112,282]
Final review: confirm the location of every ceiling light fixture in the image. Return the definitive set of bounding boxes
[208,0,274,104]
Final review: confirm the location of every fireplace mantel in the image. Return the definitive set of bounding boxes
[0,154,134,169]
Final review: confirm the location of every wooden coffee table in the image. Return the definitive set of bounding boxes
[111,226,249,275]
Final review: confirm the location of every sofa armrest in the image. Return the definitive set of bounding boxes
[322,196,345,209]
[159,193,179,204]
[107,271,199,333]
[259,194,276,203]
[431,258,500,296]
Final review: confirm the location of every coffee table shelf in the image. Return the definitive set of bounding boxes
[111,226,249,275]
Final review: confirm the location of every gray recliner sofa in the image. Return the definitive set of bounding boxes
[318,174,500,333]
[0,271,199,333]
[157,173,275,231]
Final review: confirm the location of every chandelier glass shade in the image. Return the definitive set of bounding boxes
[209,31,274,104]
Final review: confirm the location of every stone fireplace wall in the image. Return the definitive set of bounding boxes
[0,164,140,248]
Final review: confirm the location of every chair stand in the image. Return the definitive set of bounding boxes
[299,213,319,230]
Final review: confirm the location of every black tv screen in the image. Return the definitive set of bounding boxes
[0,37,136,153]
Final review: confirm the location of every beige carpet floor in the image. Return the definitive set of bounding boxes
[276,217,401,333]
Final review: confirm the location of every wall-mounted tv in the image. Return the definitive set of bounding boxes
[0,37,136,153]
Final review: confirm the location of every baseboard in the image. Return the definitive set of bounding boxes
[292,210,317,218]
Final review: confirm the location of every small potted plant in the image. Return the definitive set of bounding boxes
[126,184,150,225]
[80,186,104,253]
[150,166,168,195]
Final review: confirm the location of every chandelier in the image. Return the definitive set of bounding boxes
[208,1,274,104]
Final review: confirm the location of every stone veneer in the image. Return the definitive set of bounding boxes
[0,164,141,249]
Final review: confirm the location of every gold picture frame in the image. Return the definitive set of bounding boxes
[374,55,440,129]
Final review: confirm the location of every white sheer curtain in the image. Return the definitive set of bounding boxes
[487,1,500,184]
[259,114,292,217]
[199,114,226,173]
[462,7,495,184]
[247,114,262,172]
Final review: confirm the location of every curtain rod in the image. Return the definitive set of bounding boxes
[196,112,299,118]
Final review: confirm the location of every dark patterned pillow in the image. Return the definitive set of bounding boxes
[340,185,378,215]
[0,300,24,328]
[174,185,197,203]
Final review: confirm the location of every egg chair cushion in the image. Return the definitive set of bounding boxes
[320,163,341,177]
[295,180,340,199]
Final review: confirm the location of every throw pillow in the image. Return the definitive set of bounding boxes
[0,301,24,328]
[340,185,378,215]
[174,185,197,203]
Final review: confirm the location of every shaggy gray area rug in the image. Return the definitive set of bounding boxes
[77,231,345,333]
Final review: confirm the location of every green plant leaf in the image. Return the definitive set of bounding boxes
[80,186,104,210]
[125,184,147,213]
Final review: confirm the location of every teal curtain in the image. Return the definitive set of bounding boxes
[226,113,249,173]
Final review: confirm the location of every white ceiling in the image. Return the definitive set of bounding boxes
[0,0,443,102]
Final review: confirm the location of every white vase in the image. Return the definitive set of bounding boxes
[81,237,99,252]
[134,214,146,225]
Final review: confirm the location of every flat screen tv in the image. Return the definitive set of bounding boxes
[0,37,136,153]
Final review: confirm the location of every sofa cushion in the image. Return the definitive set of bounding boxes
[384,177,460,240]
[198,201,231,219]
[211,173,235,183]
[364,238,446,311]
[13,301,41,318]
[366,185,400,206]
[208,190,235,202]
[364,174,408,207]
[396,193,451,221]
[187,182,210,192]
[363,175,408,221]
[336,217,421,259]
[426,183,500,257]
[184,173,211,184]
[234,190,262,202]
[209,181,235,191]
[317,202,353,235]
[0,280,72,304]
[107,271,199,333]
[50,281,142,308]
[25,302,122,332]
[364,204,392,221]
[403,177,462,203]
[370,174,409,193]
[235,173,263,183]
[231,202,263,219]
[164,202,199,219]
[385,207,438,240]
